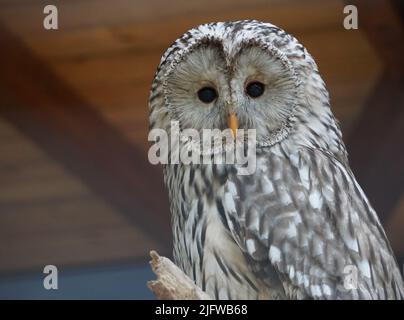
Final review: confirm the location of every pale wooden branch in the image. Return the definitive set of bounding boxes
[147,250,212,300]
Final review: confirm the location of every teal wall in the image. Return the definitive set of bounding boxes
[0,263,155,300]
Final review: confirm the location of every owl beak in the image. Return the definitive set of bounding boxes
[228,113,238,138]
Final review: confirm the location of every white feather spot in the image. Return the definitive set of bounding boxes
[322,185,334,203]
[223,193,236,213]
[322,284,332,296]
[312,240,324,256]
[358,259,371,278]
[279,188,292,205]
[311,285,322,297]
[303,275,310,287]
[309,191,322,209]
[295,271,312,289]
[246,239,256,255]
[345,237,359,253]
[289,152,300,167]
[285,222,297,238]
[227,181,237,196]
[299,166,310,189]
[273,168,282,180]
[288,265,295,279]
[262,176,274,194]
[269,246,281,263]
[296,271,304,285]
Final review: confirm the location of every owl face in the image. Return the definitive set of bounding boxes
[151,21,330,149]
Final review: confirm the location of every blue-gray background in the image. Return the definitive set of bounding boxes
[0,264,154,299]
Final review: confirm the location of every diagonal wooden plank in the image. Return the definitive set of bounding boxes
[341,1,404,268]
[349,0,404,74]
[0,23,171,252]
[347,73,404,220]
[345,0,404,225]
[333,0,404,259]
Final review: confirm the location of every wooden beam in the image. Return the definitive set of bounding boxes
[349,0,404,75]
[0,23,171,252]
[346,0,404,223]
[346,73,404,220]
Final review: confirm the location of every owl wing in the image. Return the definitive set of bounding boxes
[223,146,404,299]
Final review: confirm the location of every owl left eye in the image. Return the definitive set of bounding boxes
[197,87,218,104]
[246,81,265,98]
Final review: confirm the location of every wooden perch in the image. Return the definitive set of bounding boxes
[148,250,212,300]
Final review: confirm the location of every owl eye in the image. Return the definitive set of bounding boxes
[246,81,265,98]
[197,87,218,103]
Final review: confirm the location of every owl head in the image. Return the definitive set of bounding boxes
[149,20,340,153]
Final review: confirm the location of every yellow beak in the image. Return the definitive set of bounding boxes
[228,113,238,138]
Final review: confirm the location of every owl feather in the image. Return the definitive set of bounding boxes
[149,20,404,299]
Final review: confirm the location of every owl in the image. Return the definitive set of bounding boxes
[148,20,404,299]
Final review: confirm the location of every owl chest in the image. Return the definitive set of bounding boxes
[166,165,274,299]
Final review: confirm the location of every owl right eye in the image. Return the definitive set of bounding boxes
[197,87,218,104]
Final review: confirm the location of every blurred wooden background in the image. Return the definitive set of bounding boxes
[0,0,403,287]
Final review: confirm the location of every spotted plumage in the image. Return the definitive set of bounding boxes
[149,20,404,299]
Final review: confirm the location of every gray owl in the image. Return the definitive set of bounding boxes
[148,20,404,299]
